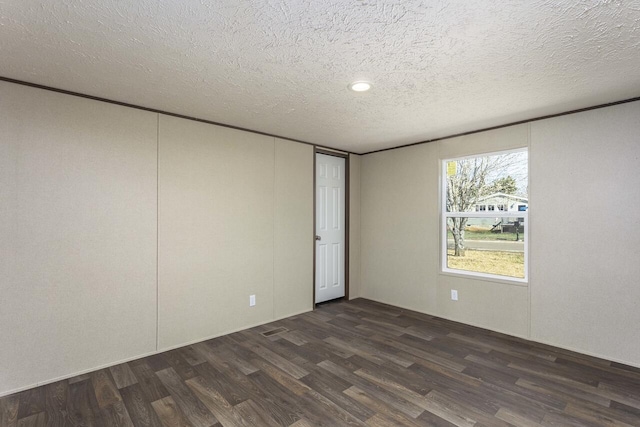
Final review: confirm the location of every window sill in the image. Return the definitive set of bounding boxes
[439,269,528,287]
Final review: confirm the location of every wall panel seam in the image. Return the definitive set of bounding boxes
[273,138,276,319]
[156,113,160,351]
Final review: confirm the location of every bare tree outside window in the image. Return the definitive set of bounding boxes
[443,150,528,278]
[446,151,527,258]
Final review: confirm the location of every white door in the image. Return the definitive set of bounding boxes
[315,153,346,303]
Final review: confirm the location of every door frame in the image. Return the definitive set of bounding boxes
[313,148,349,307]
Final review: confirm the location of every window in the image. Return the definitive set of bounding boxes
[442,149,528,282]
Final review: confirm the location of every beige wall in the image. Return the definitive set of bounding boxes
[0,83,316,396]
[0,82,158,395]
[274,138,314,318]
[530,101,640,365]
[360,104,640,367]
[361,143,439,313]
[349,154,362,299]
[158,115,275,350]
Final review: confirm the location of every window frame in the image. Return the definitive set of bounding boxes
[440,148,528,284]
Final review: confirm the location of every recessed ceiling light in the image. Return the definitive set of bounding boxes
[348,81,373,92]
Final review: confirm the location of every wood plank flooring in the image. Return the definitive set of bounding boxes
[2,298,640,426]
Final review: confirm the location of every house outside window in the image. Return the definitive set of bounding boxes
[442,149,528,282]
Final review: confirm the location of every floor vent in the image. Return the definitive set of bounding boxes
[261,327,289,337]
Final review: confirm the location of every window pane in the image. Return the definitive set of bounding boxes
[443,149,528,282]
[446,217,525,279]
[445,151,528,213]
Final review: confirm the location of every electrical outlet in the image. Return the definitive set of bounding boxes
[451,290,458,301]
[249,294,256,307]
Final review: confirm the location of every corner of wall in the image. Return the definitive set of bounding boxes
[349,154,362,299]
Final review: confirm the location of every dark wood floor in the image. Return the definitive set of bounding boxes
[2,299,640,427]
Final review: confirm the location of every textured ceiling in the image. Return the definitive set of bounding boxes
[1,1,640,153]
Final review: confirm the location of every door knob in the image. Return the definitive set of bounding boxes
[315,235,321,241]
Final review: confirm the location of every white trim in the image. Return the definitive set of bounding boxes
[445,212,528,218]
[442,146,528,162]
[527,123,532,339]
[439,269,528,285]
